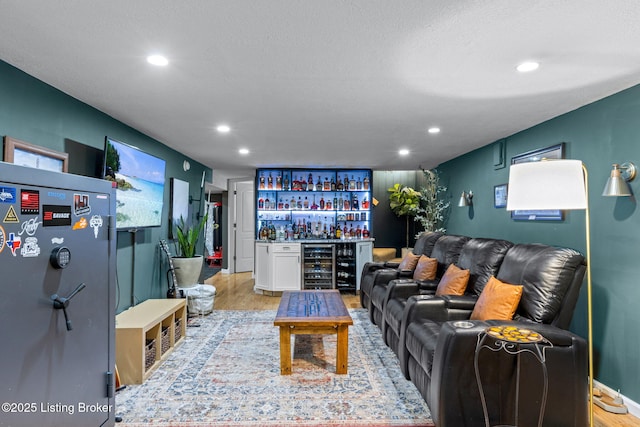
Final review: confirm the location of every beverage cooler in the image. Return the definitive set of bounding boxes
[0,161,117,427]
[336,242,357,291]
[302,244,335,289]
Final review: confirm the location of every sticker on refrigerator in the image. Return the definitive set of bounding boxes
[89,215,103,238]
[21,190,40,214]
[74,193,91,216]
[21,237,40,257]
[0,225,5,254]
[0,187,16,203]
[3,206,19,223]
[51,237,64,245]
[6,232,21,256]
[42,205,72,227]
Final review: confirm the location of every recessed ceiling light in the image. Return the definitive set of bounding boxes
[516,61,539,73]
[147,55,169,66]
[239,148,249,155]
[399,149,410,156]
[216,124,231,133]
[428,127,441,134]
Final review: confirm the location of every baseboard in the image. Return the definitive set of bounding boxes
[595,379,640,418]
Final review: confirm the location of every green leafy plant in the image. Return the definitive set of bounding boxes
[388,183,421,249]
[414,169,450,234]
[174,214,208,258]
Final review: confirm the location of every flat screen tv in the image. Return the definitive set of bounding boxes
[103,137,166,230]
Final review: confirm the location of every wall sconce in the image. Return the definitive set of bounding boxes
[602,162,636,196]
[458,191,473,207]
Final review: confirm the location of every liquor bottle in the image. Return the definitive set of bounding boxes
[362,196,369,209]
[362,224,370,238]
[356,225,362,239]
[349,175,356,190]
[311,195,318,210]
[308,172,314,190]
[297,197,302,210]
[258,197,264,209]
[303,196,309,210]
[300,176,306,191]
[338,195,344,210]
[343,197,350,210]
[264,197,270,210]
[356,176,362,190]
[284,199,290,209]
[360,212,366,221]
[259,173,265,190]
[343,222,350,239]
[331,177,336,191]
[316,176,322,191]
[278,198,284,210]
[352,194,359,210]
[333,196,338,210]
[326,199,332,210]
[322,222,328,239]
[363,175,370,190]
[291,195,296,209]
[343,174,349,190]
[336,223,342,239]
[283,175,289,191]
[268,173,273,189]
[319,196,325,210]
[337,179,343,191]
[323,177,330,191]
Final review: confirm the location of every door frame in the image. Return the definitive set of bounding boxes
[226,177,254,274]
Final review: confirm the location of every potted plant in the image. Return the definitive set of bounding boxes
[387,183,420,255]
[172,213,208,288]
[414,168,450,234]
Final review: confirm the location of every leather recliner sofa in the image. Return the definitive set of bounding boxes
[399,243,588,426]
[382,237,512,355]
[360,231,442,323]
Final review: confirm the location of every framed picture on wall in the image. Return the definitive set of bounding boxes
[4,136,68,172]
[494,184,508,208]
[170,178,189,238]
[510,143,565,221]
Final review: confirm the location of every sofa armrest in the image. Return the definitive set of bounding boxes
[384,261,401,269]
[386,279,420,301]
[429,320,588,426]
[416,279,438,292]
[439,295,478,310]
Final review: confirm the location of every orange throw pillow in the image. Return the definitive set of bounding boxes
[470,276,523,321]
[413,256,438,281]
[435,264,470,296]
[398,251,421,271]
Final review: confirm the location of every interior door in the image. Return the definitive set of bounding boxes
[234,180,254,272]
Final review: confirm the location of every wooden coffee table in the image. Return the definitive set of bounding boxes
[274,290,353,375]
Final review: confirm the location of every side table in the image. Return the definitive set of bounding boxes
[474,325,553,427]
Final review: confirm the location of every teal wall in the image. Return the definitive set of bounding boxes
[439,84,640,402]
[0,60,212,313]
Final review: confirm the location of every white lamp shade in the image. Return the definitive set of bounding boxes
[506,160,587,211]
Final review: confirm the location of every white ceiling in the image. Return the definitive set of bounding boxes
[2,1,640,174]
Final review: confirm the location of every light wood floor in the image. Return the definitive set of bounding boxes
[204,271,639,427]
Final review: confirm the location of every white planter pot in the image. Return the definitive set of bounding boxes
[171,255,203,288]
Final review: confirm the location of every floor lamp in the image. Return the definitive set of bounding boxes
[506,159,594,427]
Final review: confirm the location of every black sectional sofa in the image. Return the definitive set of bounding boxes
[360,233,589,427]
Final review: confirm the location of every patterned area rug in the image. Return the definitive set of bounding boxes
[116,309,433,427]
